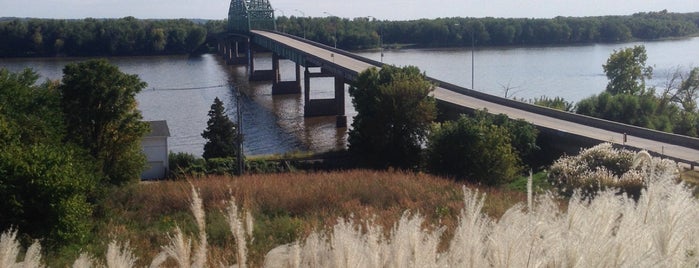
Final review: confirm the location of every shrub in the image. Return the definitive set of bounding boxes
[168,152,207,178]
[425,114,523,185]
[548,143,679,198]
[0,143,97,246]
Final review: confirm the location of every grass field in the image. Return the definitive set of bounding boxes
[45,170,526,266]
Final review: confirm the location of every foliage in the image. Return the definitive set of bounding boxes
[3,12,697,56]
[548,143,679,198]
[577,47,699,137]
[59,59,149,185]
[425,115,523,185]
[168,152,207,178]
[202,97,241,160]
[576,90,677,131]
[348,65,436,169]
[6,170,698,267]
[0,144,97,247]
[530,96,574,112]
[273,11,699,49]
[603,45,653,95]
[0,17,210,57]
[0,68,98,247]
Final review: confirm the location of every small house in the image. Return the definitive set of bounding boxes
[141,120,170,180]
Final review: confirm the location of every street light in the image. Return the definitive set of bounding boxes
[275,9,286,33]
[295,9,307,39]
[456,23,476,90]
[323,11,338,48]
[367,16,383,63]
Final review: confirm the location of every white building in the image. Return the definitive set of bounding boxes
[141,120,170,180]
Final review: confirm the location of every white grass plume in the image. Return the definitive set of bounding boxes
[0,230,43,268]
[152,185,207,268]
[225,195,254,268]
[72,253,98,268]
[106,241,137,268]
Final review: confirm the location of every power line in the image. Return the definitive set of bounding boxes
[148,84,228,91]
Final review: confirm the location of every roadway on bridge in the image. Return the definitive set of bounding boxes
[252,30,699,166]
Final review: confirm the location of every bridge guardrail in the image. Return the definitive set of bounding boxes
[259,30,699,151]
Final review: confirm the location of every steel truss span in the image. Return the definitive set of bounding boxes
[228,0,276,33]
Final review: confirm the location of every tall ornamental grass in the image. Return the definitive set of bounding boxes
[1,166,696,267]
[265,176,698,267]
[549,143,679,198]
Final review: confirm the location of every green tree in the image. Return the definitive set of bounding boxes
[425,115,522,185]
[59,59,149,185]
[202,97,241,160]
[603,45,653,95]
[0,68,97,246]
[348,65,436,169]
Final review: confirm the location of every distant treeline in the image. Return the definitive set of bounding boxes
[1,10,698,57]
[277,10,699,49]
[0,17,225,57]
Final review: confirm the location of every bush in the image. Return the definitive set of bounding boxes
[348,65,436,169]
[168,152,207,178]
[0,143,97,246]
[426,115,522,185]
[548,143,679,198]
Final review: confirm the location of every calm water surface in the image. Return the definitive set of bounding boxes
[2,36,697,156]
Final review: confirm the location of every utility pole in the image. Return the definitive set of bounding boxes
[295,9,306,39]
[471,29,475,90]
[367,16,383,63]
[236,90,244,175]
[323,11,338,48]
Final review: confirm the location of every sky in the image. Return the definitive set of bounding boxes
[1,0,698,20]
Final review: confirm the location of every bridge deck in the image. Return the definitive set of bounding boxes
[252,30,699,167]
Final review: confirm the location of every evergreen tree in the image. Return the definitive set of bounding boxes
[202,97,241,160]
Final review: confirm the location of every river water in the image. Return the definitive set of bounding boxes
[1,36,697,156]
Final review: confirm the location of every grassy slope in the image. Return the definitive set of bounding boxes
[50,170,526,267]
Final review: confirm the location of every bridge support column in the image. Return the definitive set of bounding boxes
[335,75,347,128]
[272,53,302,95]
[223,37,250,65]
[303,66,347,128]
[248,47,275,81]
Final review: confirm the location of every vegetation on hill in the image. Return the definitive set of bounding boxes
[0,17,218,57]
[1,11,698,57]
[276,10,699,49]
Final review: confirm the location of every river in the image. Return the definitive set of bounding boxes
[1,36,697,156]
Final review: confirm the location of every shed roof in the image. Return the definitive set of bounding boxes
[146,120,170,137]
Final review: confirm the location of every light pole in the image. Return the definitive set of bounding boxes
[235,90,244,175]
[471,28,475,90]
[295,9,306,39]
[323,11,338,48]
[275,9,286,33]
[367,16,383,63]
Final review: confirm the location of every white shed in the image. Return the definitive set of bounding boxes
[141,120,170,180]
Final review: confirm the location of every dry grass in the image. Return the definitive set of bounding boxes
[75,170,524,267]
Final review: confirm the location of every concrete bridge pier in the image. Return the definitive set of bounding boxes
[220,38,249,65]
[303,66,347,128]
[271,53,302,95]
[248,47,275,81]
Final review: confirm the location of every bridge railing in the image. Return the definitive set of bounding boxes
[256,30,699,153]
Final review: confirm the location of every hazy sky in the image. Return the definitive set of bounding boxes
[1,0,697,20]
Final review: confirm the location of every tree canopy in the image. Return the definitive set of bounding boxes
[603,45,653,95]
[59,59,149,185]
[348,65,436,169]
[576,46,699,137]
[0,68,97,246]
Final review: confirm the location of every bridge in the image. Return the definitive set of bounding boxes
[217,0,699,169]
